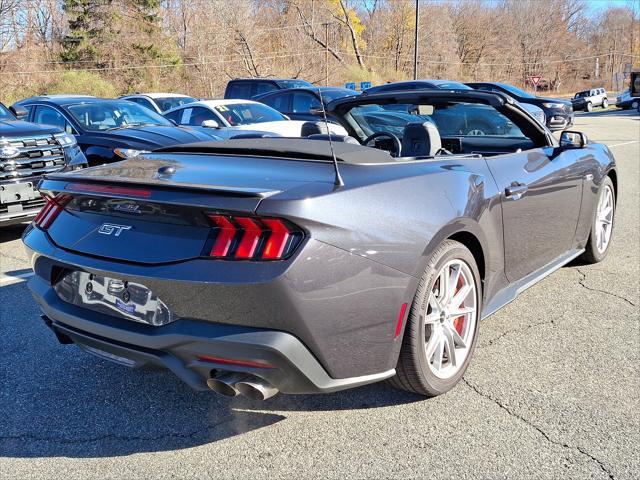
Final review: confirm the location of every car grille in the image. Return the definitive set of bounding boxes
[0,135,66,181]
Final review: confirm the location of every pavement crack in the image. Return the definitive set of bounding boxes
[479,318,558,348]
[0,417,236,445]
[576,268,637,307]
[462,378,616,480]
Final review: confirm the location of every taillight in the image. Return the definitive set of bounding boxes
[204,214,303,261]
[33,194,72,230]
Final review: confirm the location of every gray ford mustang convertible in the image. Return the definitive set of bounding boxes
[23,90,617,400]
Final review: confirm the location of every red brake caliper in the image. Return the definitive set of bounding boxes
[453,274,465,335]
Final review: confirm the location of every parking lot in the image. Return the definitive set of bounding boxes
[0,110,638,479]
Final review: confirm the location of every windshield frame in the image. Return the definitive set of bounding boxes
[66,100,173,131]
[0,103,15,120]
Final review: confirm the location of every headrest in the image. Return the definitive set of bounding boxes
[400,121,442,157]
[301,121,330,137]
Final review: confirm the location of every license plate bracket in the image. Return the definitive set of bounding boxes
[0,182,38,204]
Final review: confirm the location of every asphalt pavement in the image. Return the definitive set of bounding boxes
[1,110,638,479]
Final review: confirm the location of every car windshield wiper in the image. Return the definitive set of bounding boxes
[107,122,162,130]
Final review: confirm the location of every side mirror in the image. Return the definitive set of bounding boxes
[560,130,587,149]
[9,105,28,120]
[201,119,219,129]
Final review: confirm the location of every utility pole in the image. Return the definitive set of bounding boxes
[413,0,419,80]
[324,22,329,86]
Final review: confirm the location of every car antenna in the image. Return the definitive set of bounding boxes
[317,87,344,187]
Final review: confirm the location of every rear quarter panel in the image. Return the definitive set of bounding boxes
[257,156,507,305]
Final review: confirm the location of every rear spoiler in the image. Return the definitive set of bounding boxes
[41,174,282,199]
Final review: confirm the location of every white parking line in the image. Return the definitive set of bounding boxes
[0,271,34,286]
[608,141,639,148]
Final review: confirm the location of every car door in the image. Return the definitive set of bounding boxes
[32,105,76,135]
[260,92,293,118]
[482,115,584,281]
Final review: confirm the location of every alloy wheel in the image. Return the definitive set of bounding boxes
[424,259,477,379]
[595,185,614,254]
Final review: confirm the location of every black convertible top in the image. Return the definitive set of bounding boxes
[155,138,394,164]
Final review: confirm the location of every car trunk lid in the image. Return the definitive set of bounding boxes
[38,151,336,264]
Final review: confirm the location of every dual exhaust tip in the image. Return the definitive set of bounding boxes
[207,372,279,401]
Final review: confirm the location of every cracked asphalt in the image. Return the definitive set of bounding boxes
[1,110,638,479]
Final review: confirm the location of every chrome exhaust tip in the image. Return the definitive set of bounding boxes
[235,379,279,401]
[206,372,251,397]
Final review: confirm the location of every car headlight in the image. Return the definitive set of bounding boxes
[114,148,149,159]
[542,102,564,109]
[54,133,77,147]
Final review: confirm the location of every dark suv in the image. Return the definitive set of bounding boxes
[0,102,87,226]
[466,82,573,131]
[224,78,313,100]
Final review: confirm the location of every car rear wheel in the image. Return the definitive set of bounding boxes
[586,101,593,112]
[388,240,481,397]
[581,176,615,264]
[632,100,639,110]
[602,98,608,108]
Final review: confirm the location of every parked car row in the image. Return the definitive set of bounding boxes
[1,76,589,227]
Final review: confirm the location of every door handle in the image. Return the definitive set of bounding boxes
[505,182,528,200]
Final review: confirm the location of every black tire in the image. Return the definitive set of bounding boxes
[602,98,608,109]
[388,240,482,397]
[581,176,616,264]
[586,101,593,112]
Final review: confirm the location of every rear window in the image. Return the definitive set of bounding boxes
[275,80,313,89]
[154,96,196,112]
[225,82,253,99]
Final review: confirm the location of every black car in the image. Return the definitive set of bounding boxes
[252,86,358,123]
[12,96,218,166]
[23,89,617,400]
[466,82,573,131]
[0,102,87,226]
[224,78,313,100]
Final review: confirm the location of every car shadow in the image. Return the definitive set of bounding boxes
[0,281,422,459]
[0,223,28,243]
[574,108,639,118]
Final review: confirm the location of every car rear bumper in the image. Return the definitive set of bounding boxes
[23,225,414,392]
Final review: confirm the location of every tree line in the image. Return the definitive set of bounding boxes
[0,0,638,103]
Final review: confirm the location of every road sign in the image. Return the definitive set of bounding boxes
[530,75,542,87]
[360,81,372,90]
[345,82,356,90]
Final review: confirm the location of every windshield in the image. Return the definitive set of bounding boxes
[0,103,15,120]
[276,80,313,89]
[154,96,196,112]
[67,101,172,131]
[574,91,590,98]
[346,101,525,140]
[214,103,286,126]
[498,83,535,99]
